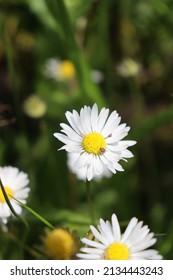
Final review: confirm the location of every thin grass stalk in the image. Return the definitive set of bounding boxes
[86,180,95,223]
[12,196,55,230]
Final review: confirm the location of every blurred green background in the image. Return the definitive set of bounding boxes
[0,0,173,259]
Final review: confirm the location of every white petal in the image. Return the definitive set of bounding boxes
[106,130,128,143]
[90,225,109,245]
[92,156,105,176]
[113,162,124,171]
[80,107,91,134]
[81,238,106,250]
[111,214,121,242]
[74,152,90,168]
[132,239,157,253]
[121,217,138,243]
[130,225,150,245]
[101,112,120,137]
[80,247,103,255]
[65,110,84,135]
[86,164,94,181]
[97,108,109,132]
[121,140,137,146]
[105,221,115,243]
[121,150,134,158]
[77,253,101,259]
[12,203,22,215]
[99,219,114,244]
[54,133,71,144]
[60,123,82,141]
[131,249,162,259]
[91,104,98,132]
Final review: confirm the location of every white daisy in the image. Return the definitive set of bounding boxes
[44,58,75,81]
[54,104,136,181]
[77,214,162,260]
[0,166,30,224]
[116,58,141,77]
[90,70,104,84]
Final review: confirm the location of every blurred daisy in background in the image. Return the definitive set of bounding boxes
[43,227,77,260]
[44,58,76,82]
[77,213,162,260]
[23,94,47,119]
[116,58,141,78]
[54,104,136,181]
[67,153,111,181]
[44,57,103,84]
[0,166,30,225]
[90,70,104,84]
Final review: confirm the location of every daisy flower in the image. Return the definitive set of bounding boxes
[23,94,47,119]
[77,214,162,260]
[116,58,141,77]
[44,58,75,81]
[54,104,136,181]
[0,166,30,224]
[43,228,76,260]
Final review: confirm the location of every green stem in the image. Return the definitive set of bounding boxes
[0,178,29,229]
[86,180,94,223]
[12,196,55,230]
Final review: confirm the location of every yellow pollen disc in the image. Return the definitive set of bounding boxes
[106,243,129,260]
[60,60,75,80]
[82,132,106,155]
[44,228,75,260]
[0,186,13,203]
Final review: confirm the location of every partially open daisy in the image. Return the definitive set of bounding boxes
[54,104,136,181]
[77,214,162,260]
[0,166,30,224]
[43,228,76,260]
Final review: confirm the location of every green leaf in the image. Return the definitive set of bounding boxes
[44,0,106,106]
[132,104,173,140]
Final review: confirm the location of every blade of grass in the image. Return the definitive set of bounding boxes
[26,0,65,40]
[44,0,106,106]
[131,104,173,140]
[12,196,55,230]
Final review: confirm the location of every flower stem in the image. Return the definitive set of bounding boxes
[86,180,95,223]
[12,196,55,230]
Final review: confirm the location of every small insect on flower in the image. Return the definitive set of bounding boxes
[77,214,162,260]
[100,147,106,154]
[0,166,30,225]
[54,104,136,181]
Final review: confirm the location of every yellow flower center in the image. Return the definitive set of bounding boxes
[0,186,13,203]
[59,60,75,80]
[44,228,76,260]
[82,132,106,155]
[106,242,129,260]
